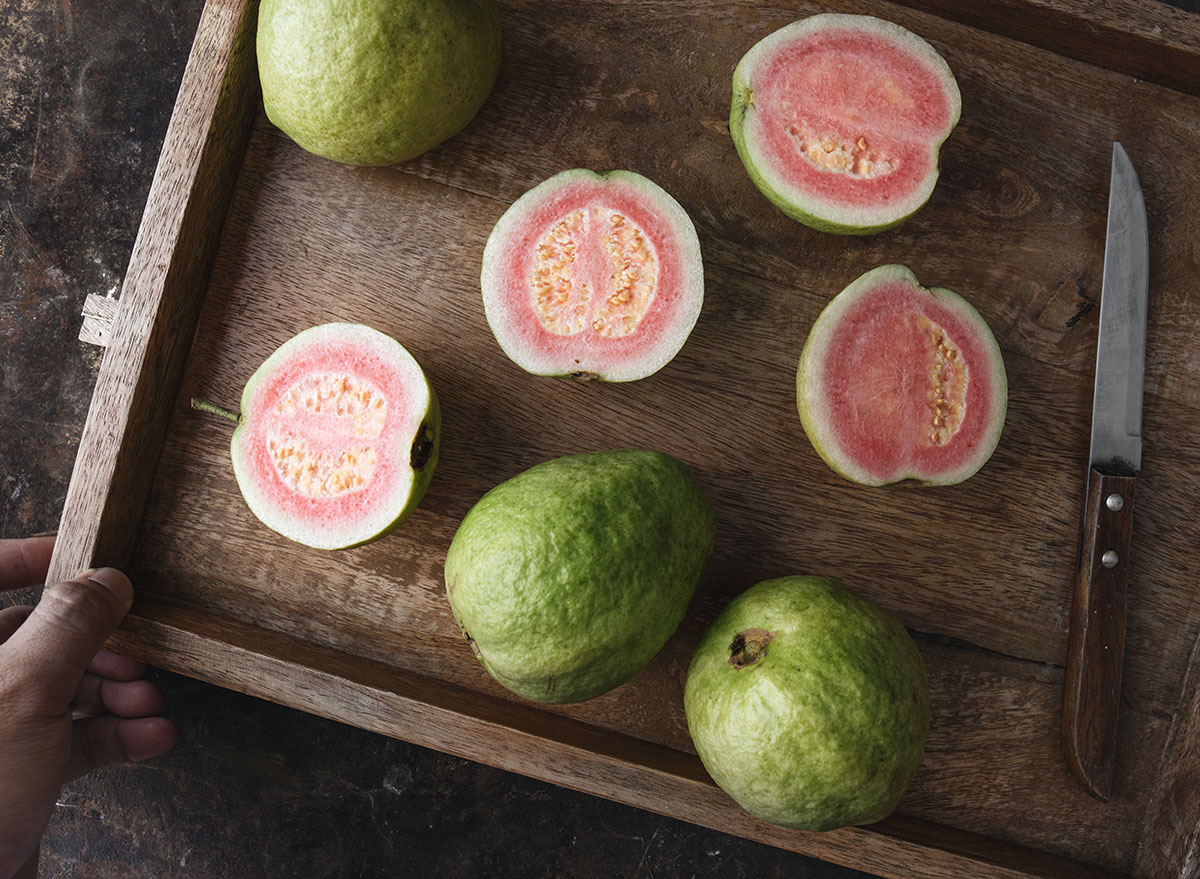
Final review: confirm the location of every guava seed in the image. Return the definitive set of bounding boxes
[531,208,657,339]
[267,371,387,498]
[788,120,896,179]
[920,315,967,445]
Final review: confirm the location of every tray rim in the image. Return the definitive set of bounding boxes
[47,0,1200,876]
[106,594,1113,879]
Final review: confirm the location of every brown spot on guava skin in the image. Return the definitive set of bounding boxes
[410,422,435,469]
[729,628,775,669]
[570,371,599,382]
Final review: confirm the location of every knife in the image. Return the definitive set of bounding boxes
[1061,142,1149,801]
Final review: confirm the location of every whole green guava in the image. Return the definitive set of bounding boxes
[257,0,501,166]
[684,576,929,831]
[444,450,716,704]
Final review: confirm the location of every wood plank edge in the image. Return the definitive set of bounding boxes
[893,0,1200,98]
[105,596,1113,879]
[1132,622,1200,878]
[47,0,259,586]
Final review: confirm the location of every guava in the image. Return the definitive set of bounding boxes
[481,169,705,382]
[195,323,440,550]
[257,0,501,166]
[797,264,1006,486]
[684,576,929,831]
[444,450,716,703]
[730,14,961,234]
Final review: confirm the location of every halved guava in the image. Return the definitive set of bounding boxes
[797,265,1006,486]
[731,14,961,235]
[224,323,439,549]
[481,169,704,382]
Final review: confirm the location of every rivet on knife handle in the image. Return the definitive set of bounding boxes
[1062,468,1135,801]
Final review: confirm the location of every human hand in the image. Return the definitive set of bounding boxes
[0,537,178,879]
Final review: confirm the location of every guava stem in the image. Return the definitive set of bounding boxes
[190,397,241,425]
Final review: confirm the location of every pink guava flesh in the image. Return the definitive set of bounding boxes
[798,266,1006,486]
[753,28,955,210]
[732,15,961,233]
[243,343,405,517]
[231,323,437,549]
[482,169,704,381]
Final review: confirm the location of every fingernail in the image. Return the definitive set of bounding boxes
[86,567,134,606]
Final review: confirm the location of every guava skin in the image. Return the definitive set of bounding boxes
[684,576,929,831]
[257,0,501,166]
[444,450,716,704]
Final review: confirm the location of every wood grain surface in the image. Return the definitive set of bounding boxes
[896,0,1200,98]
[1135,631,1200,878]
[53,0,1200,876]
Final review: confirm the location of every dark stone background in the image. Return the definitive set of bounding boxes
[2,1,1196,876]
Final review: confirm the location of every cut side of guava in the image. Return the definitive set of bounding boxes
[229,323,439,550]
[797,265,1006,486]
[481,169,704,382]
[731,14,961,235]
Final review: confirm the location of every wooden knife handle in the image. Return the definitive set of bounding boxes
[1062,468,1136,801]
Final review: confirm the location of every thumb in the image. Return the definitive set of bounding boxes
[2,568,133,705]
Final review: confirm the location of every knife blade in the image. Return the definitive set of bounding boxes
[1061,141,1149,801]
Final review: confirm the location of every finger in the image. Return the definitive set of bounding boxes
[86,649,148,681]
[0,536,55,592]
[2,568,133,704]
[71,675,165,719]
[0,604,33,643]
[66,715,178,782]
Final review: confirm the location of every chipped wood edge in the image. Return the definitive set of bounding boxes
[47,0,259,586]
[79,293,119,348]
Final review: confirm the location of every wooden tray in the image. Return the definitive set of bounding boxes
[49,0,1200,876]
